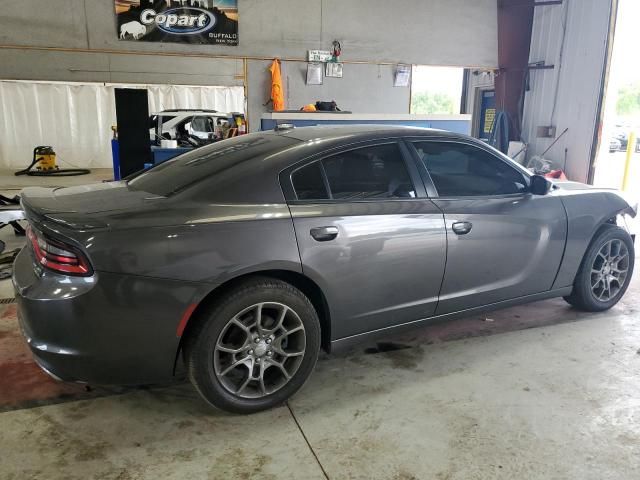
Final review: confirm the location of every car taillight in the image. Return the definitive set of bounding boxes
[27,225,92,276]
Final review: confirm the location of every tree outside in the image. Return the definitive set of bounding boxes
[410,66,463,115]
[410,92,456,115]
[616,83,640,117]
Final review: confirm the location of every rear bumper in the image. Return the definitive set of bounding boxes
[12,247,210,385]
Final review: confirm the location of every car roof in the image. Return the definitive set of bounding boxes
[133,125,513,204]
[266,124,467,143]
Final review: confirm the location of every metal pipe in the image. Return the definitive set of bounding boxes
[0,44,496,69]
[243,58,249,131]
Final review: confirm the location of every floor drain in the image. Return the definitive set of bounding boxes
[0,298,16,305]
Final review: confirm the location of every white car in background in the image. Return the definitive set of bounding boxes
[149,109,230,145]
[611,125,640,153]
[609,137,622,153]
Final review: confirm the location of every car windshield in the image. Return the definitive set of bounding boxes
[128,134,297,197]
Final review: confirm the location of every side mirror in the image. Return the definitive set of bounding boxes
[530,174,552,195]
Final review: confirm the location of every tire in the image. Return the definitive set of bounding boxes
[564,224,635,311]
[185,277,321,414]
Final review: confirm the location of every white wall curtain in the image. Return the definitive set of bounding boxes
[0,80,244,170]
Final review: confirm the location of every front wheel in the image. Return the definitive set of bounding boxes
[185,278,321,414]
[564,224,634,311]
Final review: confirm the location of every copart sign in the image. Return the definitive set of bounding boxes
[115,1,238,45]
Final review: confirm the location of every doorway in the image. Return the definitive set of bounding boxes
[592,0,640,199]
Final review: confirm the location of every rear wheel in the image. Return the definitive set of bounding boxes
[185,278,321,414]
[564,224,634,311]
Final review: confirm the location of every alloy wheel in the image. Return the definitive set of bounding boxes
[213,302,306,399]
[590,239,630,302]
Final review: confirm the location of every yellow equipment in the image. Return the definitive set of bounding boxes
[15,146,90,177]
[33,146,58,171]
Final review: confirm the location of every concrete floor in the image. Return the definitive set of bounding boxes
[2,286,639,479]
[1,172,640,479]
[592,148,640,191]
[0,169,113,191]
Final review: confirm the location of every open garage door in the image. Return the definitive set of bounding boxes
[592,0,640,194]
[0,80,244,170]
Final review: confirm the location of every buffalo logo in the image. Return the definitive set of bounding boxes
[120,20,147,40]
[140,8,216,35]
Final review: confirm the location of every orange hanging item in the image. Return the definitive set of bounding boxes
[269,59,285,111]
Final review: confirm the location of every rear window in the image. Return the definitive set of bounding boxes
[128,134,296,197]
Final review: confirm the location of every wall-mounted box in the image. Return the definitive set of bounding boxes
[537,126,556,138]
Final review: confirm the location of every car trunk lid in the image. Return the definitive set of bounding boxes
[20,182,162,230]
[21,182,158,214]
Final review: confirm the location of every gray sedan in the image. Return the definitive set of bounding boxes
[13,125,636,413]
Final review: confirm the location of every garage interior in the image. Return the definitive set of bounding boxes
[1,0,639,479]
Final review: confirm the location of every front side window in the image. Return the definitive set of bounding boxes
[413,141,527,197]
[291,143,416,201]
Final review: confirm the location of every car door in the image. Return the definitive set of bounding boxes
[408,138,567,314]
[283,140,447,340]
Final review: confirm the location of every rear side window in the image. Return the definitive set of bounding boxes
[291,143,415,201]
[292,162,329,200]
[413,141,527,197]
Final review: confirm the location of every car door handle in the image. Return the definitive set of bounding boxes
[310,226,339,242]
[452,221,472,235]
